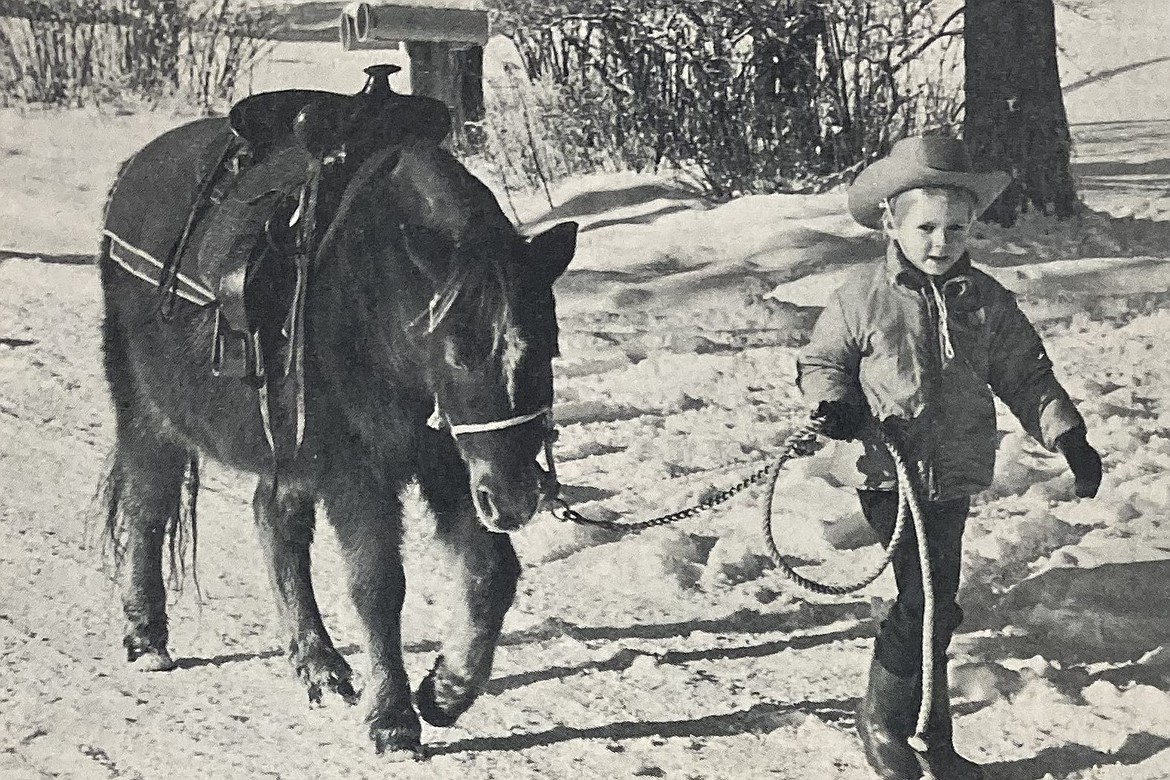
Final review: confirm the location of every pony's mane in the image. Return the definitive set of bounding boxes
[345,142,527,399]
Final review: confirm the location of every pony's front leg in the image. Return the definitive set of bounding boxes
[253,478,356,705]
[323,478,420,757]
[414,435,521,728]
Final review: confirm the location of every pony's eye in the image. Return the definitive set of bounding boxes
[444,332,490,371]
[444,338,471,370]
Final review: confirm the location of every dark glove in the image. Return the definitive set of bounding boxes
[811,399,868,441]
[1056,427,1102,499]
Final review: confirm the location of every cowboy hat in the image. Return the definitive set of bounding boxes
[847,136,1011,229]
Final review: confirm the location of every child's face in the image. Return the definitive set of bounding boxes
[883,188,975,277]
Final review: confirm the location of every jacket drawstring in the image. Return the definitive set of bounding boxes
[928,278,955,361]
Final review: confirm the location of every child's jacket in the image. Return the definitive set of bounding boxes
[797,245,1084,500]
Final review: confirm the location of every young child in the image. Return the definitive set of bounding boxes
[797,136,1102,780]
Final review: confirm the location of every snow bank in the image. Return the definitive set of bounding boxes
[996,561,1170,663]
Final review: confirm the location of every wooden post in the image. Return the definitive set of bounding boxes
[407,40,485,146]
[453,45,485,126]
[406,40,453,106]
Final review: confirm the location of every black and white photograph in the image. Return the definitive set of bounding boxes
[1,0,1168,777]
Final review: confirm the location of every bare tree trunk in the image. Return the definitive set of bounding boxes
[964,0,1079,226]
[751,4,822,177]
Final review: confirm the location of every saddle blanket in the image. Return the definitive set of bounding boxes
[103,230,217,307]
[103,114,314,313]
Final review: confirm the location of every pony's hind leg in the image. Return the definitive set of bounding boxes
[101,301,188,671]
[107,431,191,672]
[414,433,521,728]
[253,478,357,705]
[322,475,420,757]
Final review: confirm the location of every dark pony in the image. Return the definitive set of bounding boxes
[99,118,577,756]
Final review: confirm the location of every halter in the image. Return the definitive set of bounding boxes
[427,400,561,502]
[447,407,551,436]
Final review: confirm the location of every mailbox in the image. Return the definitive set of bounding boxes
[340,1,489,50]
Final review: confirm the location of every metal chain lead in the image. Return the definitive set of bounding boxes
[549,423,823,532]
[550,421,917,600]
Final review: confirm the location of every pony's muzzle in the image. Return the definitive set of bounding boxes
[468,470,538,533]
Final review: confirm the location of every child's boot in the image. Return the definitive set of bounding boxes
[857,656,922,780]
[921,662,983,779]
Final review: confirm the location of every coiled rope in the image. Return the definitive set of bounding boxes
[760,425,937,752]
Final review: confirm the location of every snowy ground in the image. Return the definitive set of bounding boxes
[2,8,1170,779]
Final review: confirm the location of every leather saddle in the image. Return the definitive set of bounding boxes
[193,63,453,387]
[228,64,451,160]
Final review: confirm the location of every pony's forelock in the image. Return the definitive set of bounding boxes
[490,257,526,404]
[406,236,527,404]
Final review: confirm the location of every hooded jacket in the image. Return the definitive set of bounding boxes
[797,245,1085,500]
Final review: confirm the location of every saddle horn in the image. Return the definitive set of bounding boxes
[361,63,402,100]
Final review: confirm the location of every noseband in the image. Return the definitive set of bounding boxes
[427,401,561,504]
[443,406,550,436]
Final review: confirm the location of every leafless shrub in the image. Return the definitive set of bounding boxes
[454,58,633,204]
[0,0,274,110]
[487,0,964,197]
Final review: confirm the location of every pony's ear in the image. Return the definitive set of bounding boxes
[400,223,452,284]
[525,221,578,285]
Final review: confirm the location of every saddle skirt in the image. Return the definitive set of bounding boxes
[104,117,313,380]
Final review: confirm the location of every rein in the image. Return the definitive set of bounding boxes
[309,145,402,266]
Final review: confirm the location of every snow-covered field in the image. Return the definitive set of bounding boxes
[2,6,1170,778]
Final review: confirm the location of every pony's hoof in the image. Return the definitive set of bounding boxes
[307,678,360,707]
[294,646,359,706]
[128,649,176,672]
[370,725,426,760]
[416,666,476,728]
[368,704,423,759]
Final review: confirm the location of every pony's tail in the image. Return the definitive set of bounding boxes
[100,451,202,602]
[97,450,125,574]
[169,455,202,600]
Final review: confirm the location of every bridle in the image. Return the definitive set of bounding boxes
[408,235,562,506]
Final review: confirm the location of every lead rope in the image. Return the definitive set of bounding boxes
[921,278,951,757]
[749,424,938,753]
[546,419,939,751]
[761,427,936,754]
[760,425,909,597]
[887,435,937,758]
